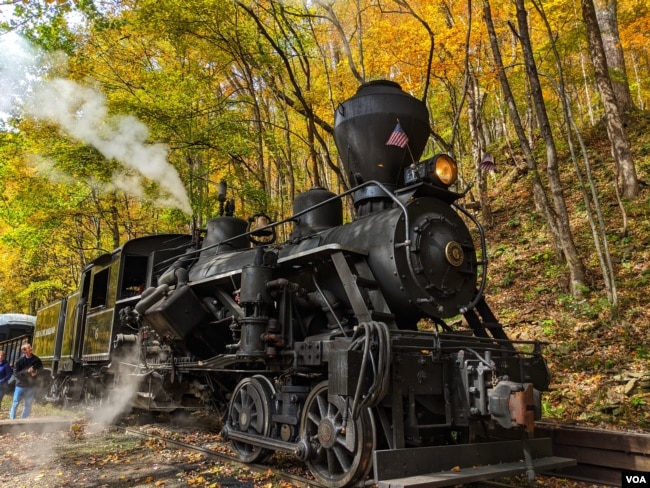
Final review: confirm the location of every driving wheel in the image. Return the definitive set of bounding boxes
[300,381,375,487]
[227,375,274,463]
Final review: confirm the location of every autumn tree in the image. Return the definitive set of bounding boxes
[511,0,586,296]
[532,0,619,309]
[2,0,650,315]
[582,0,640,200]
[594,0,634,113]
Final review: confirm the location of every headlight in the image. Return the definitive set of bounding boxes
[403,153,459,188]
[432,154,457,187]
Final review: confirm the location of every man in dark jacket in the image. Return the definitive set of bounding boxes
[10,343,42,419]
[0,350,12,407]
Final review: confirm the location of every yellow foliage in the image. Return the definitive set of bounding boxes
[1,0,650,311]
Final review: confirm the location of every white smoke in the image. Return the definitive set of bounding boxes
[27,154,76,185]
[0,32,191,214]
[0,32,37,116]
[87,346,148,427]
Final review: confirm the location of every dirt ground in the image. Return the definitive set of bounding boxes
[0,422,229,488]
[0,425,608,488]
[0,404,611,488]
[0,403,268,488]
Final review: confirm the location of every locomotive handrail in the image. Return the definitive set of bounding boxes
[153,180,413,273]
[187,180,433,316]
[453,202,489,313]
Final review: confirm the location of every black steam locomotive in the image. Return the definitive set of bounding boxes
[26,81,573,486]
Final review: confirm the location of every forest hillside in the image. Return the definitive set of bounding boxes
[482,110,650,429]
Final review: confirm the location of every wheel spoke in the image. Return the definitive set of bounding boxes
[250,412,259,432]
[336,430,353,455]
[333,444,352,472]
[307,410,321,428]
[240,388,250,407]
[316,391,328,419]
[326,444,339,473]
[226,376,274,464]
[301,381,375,487]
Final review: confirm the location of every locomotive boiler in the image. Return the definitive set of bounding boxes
[132,80,574,486]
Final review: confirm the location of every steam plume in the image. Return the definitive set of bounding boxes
[0,32,191,213]
[88,346,144,427]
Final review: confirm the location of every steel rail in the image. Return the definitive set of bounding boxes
[117,424,327,488]
[117,415,650,487]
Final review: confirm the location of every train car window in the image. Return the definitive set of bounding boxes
[90,268,110,308]
[121,255,148,297]
[80,272,91,299]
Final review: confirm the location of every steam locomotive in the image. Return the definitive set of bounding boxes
[27,80,573,486]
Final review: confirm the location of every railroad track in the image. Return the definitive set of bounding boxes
[120,416,650,487]
[120,423,324,487]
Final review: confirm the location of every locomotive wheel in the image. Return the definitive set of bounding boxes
[300,381,375,488]
[227,375,274,463]
[61,381,73,409]
[82,380,103,408]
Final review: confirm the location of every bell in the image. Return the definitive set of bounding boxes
[250,213,274,237]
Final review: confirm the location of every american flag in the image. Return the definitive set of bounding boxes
[479,154,497,172]
[385,121,409,148]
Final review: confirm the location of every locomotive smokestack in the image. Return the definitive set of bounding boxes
[333,80,430,216]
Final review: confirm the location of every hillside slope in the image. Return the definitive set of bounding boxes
[478,111,650,429]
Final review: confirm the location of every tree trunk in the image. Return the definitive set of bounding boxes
[109,193,121,250]
[533,0,618,309]
[594,0,634,113]
[313,0,364,84]
[631,53,645,110]
[481,0,558,236]
[467,70,493,228]
[579,49,596,126]
[582,0,640,200]
[514,0,586,297]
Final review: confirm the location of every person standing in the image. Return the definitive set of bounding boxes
[0,350,12,408]
[10,343,42,419]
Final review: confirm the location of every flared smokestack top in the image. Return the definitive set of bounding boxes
[334,80,430,213]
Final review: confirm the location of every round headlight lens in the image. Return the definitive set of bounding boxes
[433,155,458,186]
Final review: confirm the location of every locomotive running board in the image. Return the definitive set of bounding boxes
[373,438,576,487]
